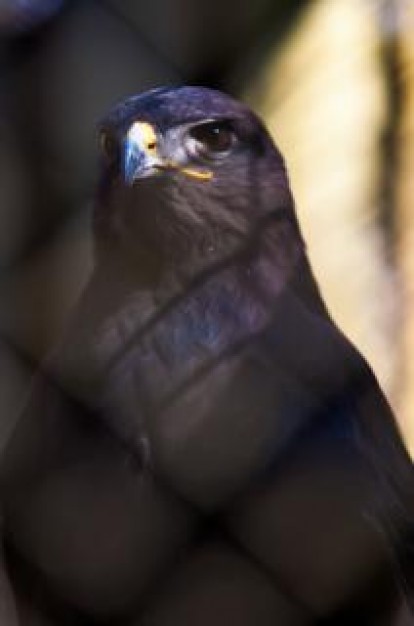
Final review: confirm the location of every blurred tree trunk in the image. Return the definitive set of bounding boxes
[394,0,414,453]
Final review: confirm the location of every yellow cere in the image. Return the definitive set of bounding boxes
[128,121,158,154]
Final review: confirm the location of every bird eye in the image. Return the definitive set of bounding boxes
[99,130,119,163]
[186,121,235,159]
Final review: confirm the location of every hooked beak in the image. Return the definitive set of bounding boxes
[124,121,164,184]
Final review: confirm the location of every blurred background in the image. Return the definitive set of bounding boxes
[0,0,412,453]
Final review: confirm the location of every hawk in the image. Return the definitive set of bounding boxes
[1,86,413,625]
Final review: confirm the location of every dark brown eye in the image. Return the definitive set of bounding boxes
[187,121,235,158]
[99,130,119,163]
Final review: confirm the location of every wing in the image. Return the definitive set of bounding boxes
[0,274,197,621]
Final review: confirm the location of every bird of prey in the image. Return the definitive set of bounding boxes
[0,86,413,626]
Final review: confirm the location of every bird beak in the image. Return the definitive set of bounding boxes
[124,120,213,184]
[124,121,164,184]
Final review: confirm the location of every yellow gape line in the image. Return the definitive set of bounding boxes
[166,161,213,181]
[178,166,213,181]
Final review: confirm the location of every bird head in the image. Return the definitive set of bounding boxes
[95,87,299,280]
